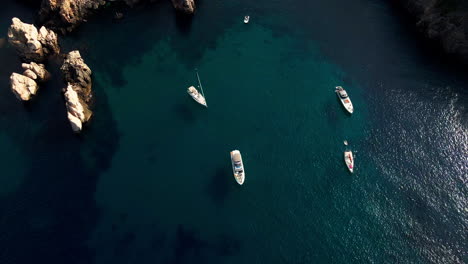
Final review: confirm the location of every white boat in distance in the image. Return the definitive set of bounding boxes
[335,86,354,114]
[230,150,245,185]
[187,70,207,107]
[244,15,250,24]
[344,150,354,173]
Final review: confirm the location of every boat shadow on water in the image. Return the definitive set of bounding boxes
[205,167,233,205]
[173,102,199,123]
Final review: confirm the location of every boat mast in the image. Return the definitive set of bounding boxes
[195,69,206,99]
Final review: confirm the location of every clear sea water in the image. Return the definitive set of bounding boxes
[0,0,466,263]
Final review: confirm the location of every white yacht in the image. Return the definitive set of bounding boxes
[187,70,207,107]
[187,86,207,107]
[230,150,245,185]
[244,15,250,24]
[344,150,354,173]
[335,86,354,114]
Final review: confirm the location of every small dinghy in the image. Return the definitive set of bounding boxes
[230,150,245,185]
[244,15,250,24]
[335,86,354,114]
[187,69,207,107]
[344,150,354,173]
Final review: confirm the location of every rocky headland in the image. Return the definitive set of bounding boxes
[38,0,195,34]
[6,0,197,133]
[397,0,468,63]
[61,50,93,132]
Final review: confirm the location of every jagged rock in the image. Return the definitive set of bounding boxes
[61,51,93,132]
[171,0,195,14]
[21,62,51,82]
[7,17,59,62]
[10,73,39,101]
[23,69,37,80]
[39,0,107,33]
[38,26,60,55]
[64,84,90,132]
[61,50,92,101]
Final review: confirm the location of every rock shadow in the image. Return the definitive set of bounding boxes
[0,48,121,264]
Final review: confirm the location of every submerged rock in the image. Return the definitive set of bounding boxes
[171,0,195,14]
[21,62,51,82]
[39,0,107,33]
[61,50,93,132]
[7,17,59,62]
[10,73,39,101]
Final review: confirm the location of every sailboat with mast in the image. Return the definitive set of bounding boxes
[187,69,207,107]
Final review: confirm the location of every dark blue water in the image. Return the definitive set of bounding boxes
[0,0,466,263]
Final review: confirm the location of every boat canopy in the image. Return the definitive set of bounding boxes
[232,152,241,162]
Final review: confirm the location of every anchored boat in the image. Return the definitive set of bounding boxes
[244,15,250,24]
[344,150,354,173]
[187,70,207,107]
[335,86,354,114]
[230,150,245,185]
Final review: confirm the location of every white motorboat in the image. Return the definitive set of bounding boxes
[335,86,354,114]
[244,15,250,24]
[187,70,207,107]
[344,150,354,173]
[187,86,207,107]
[230,150,245,185]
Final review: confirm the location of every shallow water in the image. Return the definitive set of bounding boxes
[0,0,466,263]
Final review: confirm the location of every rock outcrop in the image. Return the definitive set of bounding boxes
[9,63,51,101]
[7,17,59,62]
[397,0,468,62]
[171,0,195,14]
[61,50,93,132]
[39,0,107,33]
[64,84,89,132]
[21,62,51,82]
[10,73,39,101]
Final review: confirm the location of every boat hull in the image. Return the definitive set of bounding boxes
[230,150,245,185]
[344,151,354,173]
[187,86,207,107]
[336,86,353,114]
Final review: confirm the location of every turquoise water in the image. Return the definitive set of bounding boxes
[0,0,467,263]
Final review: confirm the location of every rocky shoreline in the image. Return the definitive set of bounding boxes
[6,0,196,133]
[397,0,468,63]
